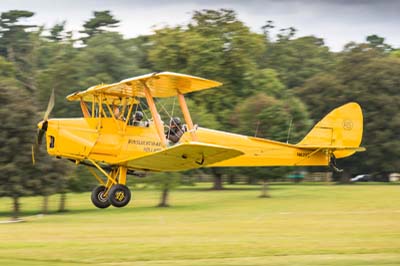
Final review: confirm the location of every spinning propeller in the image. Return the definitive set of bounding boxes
[32,89,55,164]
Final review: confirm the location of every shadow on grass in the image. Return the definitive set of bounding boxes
[176,184,295,192]
[177,186,262,192]
[175,182,342,192]
[0,209,77,218]
[0,200,213,219]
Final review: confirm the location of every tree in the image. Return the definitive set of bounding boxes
[264,32,335,89]
[29,155,72,214]
[231,92,311,194]
[146,9,271,189]
[80,11,120,44]
[35,39,82,117]
[147,172,181,207]
[0,10,35,58]
[76,32,146,86]
[0,10,38,92]
[0,59,37,219]
[148,9,266,125]
[46,21,70,42]
[231,68,312,143]
[366,34,392,52]
[298,42,400,179]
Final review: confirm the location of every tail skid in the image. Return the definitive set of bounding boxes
[329,154,343,172]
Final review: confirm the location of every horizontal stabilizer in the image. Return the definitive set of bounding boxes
[297,146,366,152]
[124,142,243,172]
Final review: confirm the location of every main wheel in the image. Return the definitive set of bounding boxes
[91,185,111,209]
[108,184,131,208]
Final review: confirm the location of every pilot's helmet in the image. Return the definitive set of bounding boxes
[135,111,143,121]
[170,117,181,126]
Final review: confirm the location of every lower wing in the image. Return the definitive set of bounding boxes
[121,142,243,172]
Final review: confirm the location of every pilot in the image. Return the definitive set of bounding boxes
[113,106,125,121]
[166,117,184,144]
[132,111,148,127]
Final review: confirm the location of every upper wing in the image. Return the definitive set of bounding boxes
[66,72,222,102]
[122,142,243,172]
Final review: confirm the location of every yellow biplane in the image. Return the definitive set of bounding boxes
[34,72,365,208]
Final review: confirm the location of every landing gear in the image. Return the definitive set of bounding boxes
[108,184,131,208]
[91,185,111,209]
[86,162,132,208]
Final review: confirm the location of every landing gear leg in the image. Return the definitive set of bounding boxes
[87,161,132,208]
[109,167,131,208]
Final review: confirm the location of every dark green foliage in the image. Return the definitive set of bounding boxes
[366,34,392,52]
[298,42,400,176]
[80,11,120,44]
[232,93,311,143]
[0,71,38,217]
[67,166,97,192]
[76,32,145,85]
[264,34,335,88]
[36,40,82,117]
[148,9,266,126]
[47,21,69,42]
[0,10,37,92]
[230,90,311,186]
[0,10,35,56]
[0,77,36,198]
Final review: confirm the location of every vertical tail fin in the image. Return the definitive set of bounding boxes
[297,102,364,158]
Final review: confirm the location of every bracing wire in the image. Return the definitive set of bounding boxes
[156,98,185,135]
[286,117,293,144]
[138,100,151,121]
[171,97,176,118]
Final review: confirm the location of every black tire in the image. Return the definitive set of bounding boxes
[91,185,111,209]
[108,184,131,208]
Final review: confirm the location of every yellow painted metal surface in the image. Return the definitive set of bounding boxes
[297,102,363,158]
[46,117,161,164]
[143,84,167,147]
[178,93,197,141]
[66,72,222,102]
[124,143,243,171]
[193,128,329,167]
[43,101,364,172]
[41,70,365,179]
[192,103,364,167]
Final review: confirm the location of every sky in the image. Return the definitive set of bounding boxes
[0,0,399,51]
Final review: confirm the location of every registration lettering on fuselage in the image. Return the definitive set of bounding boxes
[128,138,162,152]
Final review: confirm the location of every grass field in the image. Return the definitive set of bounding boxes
[0,183,399,266]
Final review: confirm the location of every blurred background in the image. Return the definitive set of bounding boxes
[0,1,399,265]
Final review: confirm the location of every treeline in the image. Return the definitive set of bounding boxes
[0,9,399,216]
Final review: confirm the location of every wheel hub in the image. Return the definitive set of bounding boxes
[115,191,125,201]
[98,192,107,202]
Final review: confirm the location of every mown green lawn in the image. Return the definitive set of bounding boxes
[0,183,399,265]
